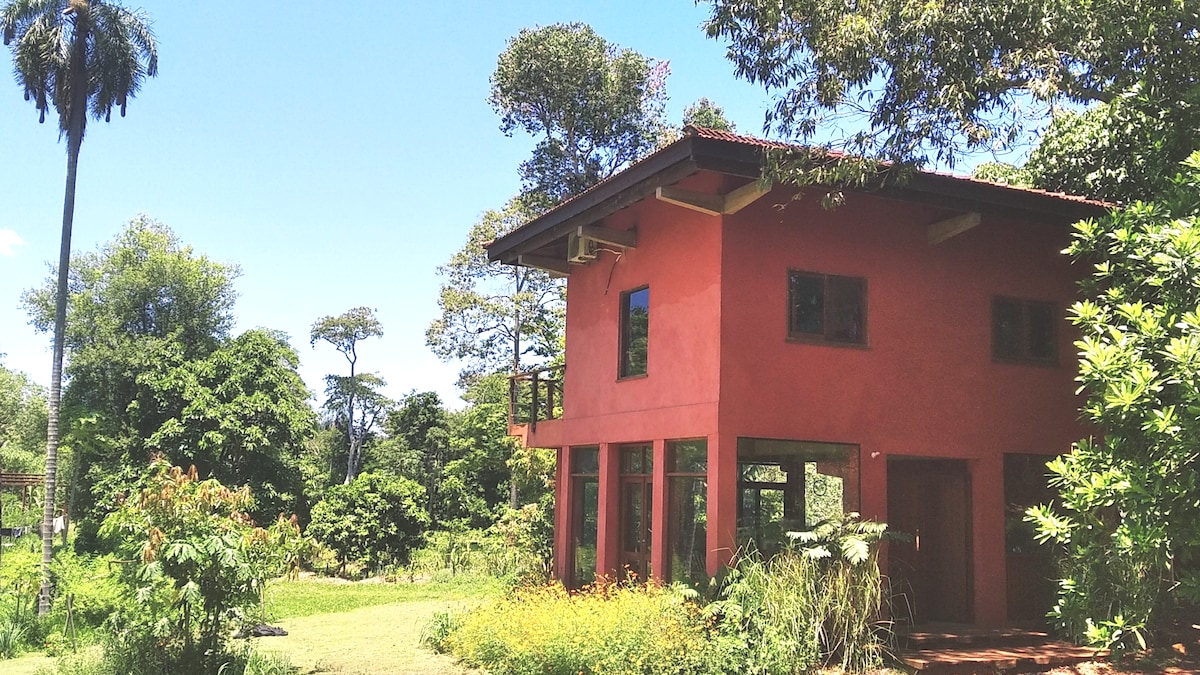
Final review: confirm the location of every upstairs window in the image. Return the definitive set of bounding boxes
[620,286,649,378]
[992,297,1056,364]
[788,271,866,345]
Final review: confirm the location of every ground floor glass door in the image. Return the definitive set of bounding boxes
[620,444,653,579]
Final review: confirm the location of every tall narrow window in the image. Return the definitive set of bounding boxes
[620,287,649,378]
[788,271,866,345]
[668,439,708,588]
[570,447,600,587]
[619,444,653,579]
[992,298,1056,363]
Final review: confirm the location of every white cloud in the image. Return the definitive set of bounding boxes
[0,230,24,257]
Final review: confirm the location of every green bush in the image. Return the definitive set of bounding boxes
[436,579,729,675]
[97,460,290,674]
[713,514,893,674]
[306,472,428,575]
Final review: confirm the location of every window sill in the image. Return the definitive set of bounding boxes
[992,356,1059,368]
[616,373,649,382]
[785,335,870,350]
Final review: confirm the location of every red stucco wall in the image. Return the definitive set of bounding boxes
[535,172,1085,625]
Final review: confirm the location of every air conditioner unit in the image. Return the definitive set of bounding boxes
[567,233,598,263]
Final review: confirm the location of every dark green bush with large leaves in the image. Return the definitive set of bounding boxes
[99,459,293,674]
[1028,153,1200,649]
[307,472,429,572]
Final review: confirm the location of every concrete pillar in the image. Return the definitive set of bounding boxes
[707,432,738,574]
[972,454,1007,625]
[595,442,621,579]
[651,438,668,579]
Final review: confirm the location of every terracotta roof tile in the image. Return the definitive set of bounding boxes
[682,125,1113,209]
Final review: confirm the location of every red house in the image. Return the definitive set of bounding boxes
[487,126,1109,627]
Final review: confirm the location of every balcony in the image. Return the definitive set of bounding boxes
[508,365,564,431]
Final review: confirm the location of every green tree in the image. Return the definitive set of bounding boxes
[320,371,391,485]
[377,391,452,524]
[99,459,286,673]
[1027,154,1200,646]
[428,197,564,385]
[310,307,385,484]
[702,0,1200,167]
[137,329,316,524]
[490,22,669,205]
[0,364,47,473]
[683,97,735,132]
[23,217,239,544]
[3,0,158,614]
[306,472,429,574]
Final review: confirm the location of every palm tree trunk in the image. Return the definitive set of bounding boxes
[40,12,89,617]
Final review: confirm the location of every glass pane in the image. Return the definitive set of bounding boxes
[669,439,707,473]
[736,438,858,556]
[571,447,600,475]
[669,476,707,587]
[789,273,824,336]
[622,446,651,474]
[623,483,644,552]
[621,287,649,377]
[993,299,1022,358]
[1027,302,1055,360]
[573,477,599,586]
[827,276,865,343]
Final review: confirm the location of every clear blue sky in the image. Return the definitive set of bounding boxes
[0,1,992,409]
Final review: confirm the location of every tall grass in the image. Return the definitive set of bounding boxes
[715,514,894,673]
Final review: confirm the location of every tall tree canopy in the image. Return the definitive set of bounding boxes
[427,197,564,384]
[3,0,158,614]
[24,218,311,541]
[702,0,1200,167]
[490,22,669,205]
[310,307,387,484]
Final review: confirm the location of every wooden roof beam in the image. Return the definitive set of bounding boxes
[577,224,637,249]
[927,211,981,245]
[517,254,571,277]
[655,181,772,217]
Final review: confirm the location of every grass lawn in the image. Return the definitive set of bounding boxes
[5,652,54,675]
[257,574,503,675]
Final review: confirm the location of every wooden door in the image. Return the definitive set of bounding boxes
[887,459,972,624]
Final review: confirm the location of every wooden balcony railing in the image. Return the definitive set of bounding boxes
[509,365,564,429]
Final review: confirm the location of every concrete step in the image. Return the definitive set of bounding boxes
[898,623,1051,649]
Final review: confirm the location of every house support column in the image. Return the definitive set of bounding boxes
[554,446,571,582]
[596,442,621,579]
[650,439,668,580]
[972,454,1007,625]
[707,432,738,575]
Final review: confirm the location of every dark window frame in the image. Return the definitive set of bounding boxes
[619,286,650,379]
[992,297,1058,365]
[787,270,868,346]
[667,439,708,587]
[568,446,600,588]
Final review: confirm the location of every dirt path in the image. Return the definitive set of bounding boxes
[259,598,475,675]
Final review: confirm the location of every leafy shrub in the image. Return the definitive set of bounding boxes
[306,472,428,574]
[713,514,893,673]
[437,578,729,675]
[97,459,288,674]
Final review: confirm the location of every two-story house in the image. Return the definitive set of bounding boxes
[487,126,1109,626]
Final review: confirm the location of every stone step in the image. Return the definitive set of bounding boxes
[900,641,1108,675]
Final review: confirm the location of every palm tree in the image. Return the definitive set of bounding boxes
[1,0,157,615]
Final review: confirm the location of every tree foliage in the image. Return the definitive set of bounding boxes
[98,460,290,673]
[311,307,386,484]
[1027,154,1200,647]
[683,97,735,132]
[24,218,311,544]
[702,0,1200,166]
[0,364,47,473]
[427,197,564,384]
[490,22,669,205]
[306,472,428,572]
